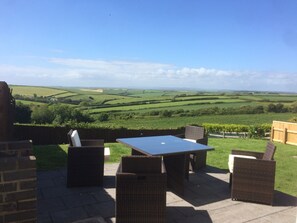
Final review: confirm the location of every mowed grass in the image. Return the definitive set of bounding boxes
[33,138,297,196]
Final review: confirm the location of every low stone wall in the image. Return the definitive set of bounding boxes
[0,140,36,223]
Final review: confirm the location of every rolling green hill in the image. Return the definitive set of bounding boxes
[10,85,297,128]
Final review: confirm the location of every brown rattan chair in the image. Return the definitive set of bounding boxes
[116,156,167,223]
[177,125,209,170]
[230,141,276,205]
[67,129,105,187]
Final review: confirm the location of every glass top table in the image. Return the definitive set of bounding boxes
[116,135,214,195]
[116,135,214,156]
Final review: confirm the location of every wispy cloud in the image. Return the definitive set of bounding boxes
[0,58,296,92]
[47,58,242,82]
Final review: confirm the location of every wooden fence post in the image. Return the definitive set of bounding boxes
[283,128,287,144]
[270,126,274,142]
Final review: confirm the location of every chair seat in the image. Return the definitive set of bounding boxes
[104,147,110,161]
[183,138,196,143]
[228,154,256,173]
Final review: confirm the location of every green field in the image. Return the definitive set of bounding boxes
[10,85,297,128]
[94,113,296,129]
[11,85,68,97]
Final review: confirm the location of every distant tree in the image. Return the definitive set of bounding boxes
[49,104,93,124]
[31,105,54,124]
[15,102,32,123]
[254,105,264,114]
[267,103,276,112]
[290,101,297,113]
[275,103,287,113]
[160,110,172,117]
[149,110,160,116]
[98,113,109,122]
[71,109,93,123]
[50,104,72,124]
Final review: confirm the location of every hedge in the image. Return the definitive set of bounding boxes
[202,123,271,138]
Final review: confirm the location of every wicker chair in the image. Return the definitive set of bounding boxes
[178,125,209,170]
[116,156,167,223]
[230,141,276,205]
[67,129,105,187]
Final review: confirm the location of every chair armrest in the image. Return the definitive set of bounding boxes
[196,136,208,145]
[81,139,104,147]
[231,150,264,159]
[68,146,105,161]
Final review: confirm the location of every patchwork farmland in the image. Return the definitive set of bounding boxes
[10,85,297,129]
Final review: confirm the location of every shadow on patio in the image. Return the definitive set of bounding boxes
[37,163,297,223]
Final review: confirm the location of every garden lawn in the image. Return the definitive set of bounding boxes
[33,138,297,197]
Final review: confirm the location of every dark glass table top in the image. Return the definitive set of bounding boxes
[116,135,214,156]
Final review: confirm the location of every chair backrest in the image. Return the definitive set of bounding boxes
[67,129,73,146]
[68,129,82,147]
[121,156,161,173]
[263,141,276,160]
[185,125,205,140]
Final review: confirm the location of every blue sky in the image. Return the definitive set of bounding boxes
[0,0,297,92]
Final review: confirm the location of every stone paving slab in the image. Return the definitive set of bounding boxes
[37,164,297,223]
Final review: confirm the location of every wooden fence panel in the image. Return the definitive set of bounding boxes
[271,121,297,146]
[13,125,183,145]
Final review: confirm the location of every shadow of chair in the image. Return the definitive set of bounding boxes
[67,129,105,187]
[229,141,276,205]
[166,207,212,223]
[116,156,167,223]
[177,125,209,170]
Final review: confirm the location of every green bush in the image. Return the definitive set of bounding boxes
[31,105,54,124]
[98,113,109,122]
[160,110,172,117]
[15,102,32,123]
[202,123,271,138]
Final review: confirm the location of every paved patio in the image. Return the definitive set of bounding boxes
[37,163,297,223]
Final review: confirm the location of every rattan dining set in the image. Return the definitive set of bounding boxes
[66,126,277,223]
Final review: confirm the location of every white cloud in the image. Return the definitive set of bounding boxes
[0,58,296,92]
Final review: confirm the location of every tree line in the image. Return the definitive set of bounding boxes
[15,103,93,124]
[113,102,297,119]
